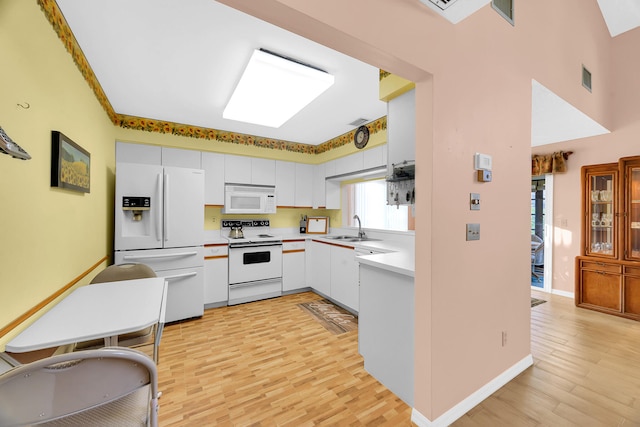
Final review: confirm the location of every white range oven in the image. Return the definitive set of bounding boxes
[223,220,283,305]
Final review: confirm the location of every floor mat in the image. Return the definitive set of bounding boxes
[298,299,358,335]
[531,297,546,307]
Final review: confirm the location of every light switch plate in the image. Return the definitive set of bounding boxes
[470,193,480,210]
[466,223,480,241]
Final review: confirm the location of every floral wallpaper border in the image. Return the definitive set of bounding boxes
[38,0,387,155]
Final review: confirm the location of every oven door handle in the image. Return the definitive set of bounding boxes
[229,278,281,289]
[229,242,282,249]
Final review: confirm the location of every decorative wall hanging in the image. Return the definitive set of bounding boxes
[51,131,90,193]
[532,151,573,176]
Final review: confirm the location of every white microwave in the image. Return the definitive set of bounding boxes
[223,184,277,214]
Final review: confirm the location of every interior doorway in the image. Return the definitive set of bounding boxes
[531,175,552,291]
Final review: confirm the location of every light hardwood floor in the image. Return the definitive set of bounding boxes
[156,290,640,426]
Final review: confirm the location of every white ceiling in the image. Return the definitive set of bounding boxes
[54,0,639,147]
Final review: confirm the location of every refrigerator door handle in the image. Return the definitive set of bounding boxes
[164,173,169,243]
[163,272,197,281]
[156,172,162,242]
[121,251,199,260]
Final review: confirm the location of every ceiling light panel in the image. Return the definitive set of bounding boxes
[223,49,335,128]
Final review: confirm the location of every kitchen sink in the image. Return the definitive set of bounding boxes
[325,235,381,242]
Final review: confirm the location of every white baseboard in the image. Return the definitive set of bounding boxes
[551,289,574,299]
[410,354,533,427]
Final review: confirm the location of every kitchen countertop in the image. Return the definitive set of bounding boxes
[288,233,415,278]
[205,229,415,278]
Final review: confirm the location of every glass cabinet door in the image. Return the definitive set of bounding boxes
[586,169,617,258]
[625,163,640,260]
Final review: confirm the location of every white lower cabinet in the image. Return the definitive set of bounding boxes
[204,244,228,307]
[330,245,359,312]
[359,264,414,406]
[283,240,306,292]
[307,240,331,296]
[307,240,358,312]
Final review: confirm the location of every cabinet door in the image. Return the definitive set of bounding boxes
[580,269,621,311]
[330,245,358,311]
[162,147,201,168]
[225,155,251,184]
[335,152,364,176]
[583,164,618,258]
[116,141,161,165]
[363,145,387,170]
[295,163,314,207]
[251,158,276,185]
[283,241,306,292]
[204,245,228,305]
[307,241,331,296]
[276,161,296,207]
[201,152,225,205]
[623,158,640,261]
[624,275,640,316]
[312,163,326,209]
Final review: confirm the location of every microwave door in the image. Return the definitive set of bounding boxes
[229,194,262,212]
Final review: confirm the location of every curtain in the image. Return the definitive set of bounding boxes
[532,151,571,176]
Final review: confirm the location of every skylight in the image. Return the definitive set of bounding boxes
[223,49,335,128]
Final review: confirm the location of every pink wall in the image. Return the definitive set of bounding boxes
[222,0,631,421]
[533,26,640,295]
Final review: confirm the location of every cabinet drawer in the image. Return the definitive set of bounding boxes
[580,270,621,311]
[624,265,640,277]
[283,240,306,252]
[204,244,228,258]
[580,260,621,273]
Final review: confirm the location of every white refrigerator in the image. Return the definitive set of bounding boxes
[114,162,205,323]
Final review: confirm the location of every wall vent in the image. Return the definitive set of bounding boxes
[425,0,459,10]
[348,118,368,127]
[582,65,592,92]
[492,0,514,25]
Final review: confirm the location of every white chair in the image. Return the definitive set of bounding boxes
[75,263,165,363]
[531,234,544,281]
[0,347,159,426]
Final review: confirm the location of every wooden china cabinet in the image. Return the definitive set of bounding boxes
[576,156,640,320]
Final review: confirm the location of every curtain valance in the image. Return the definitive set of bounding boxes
[532,151,573,176]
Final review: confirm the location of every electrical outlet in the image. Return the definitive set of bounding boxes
[212,217,217,223]
[502,331,507,347]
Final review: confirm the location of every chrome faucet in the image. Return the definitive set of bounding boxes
[353,214,365,238]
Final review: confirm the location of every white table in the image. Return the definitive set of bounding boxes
[5,278,167,362]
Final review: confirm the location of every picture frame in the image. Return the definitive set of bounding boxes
[51,131,90,193]
[306,216,329,234]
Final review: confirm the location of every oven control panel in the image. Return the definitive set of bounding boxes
[222,219,270,228]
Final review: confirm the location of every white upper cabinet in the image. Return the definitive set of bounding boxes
[387,89,415,167]
[201,152,225,205]
[251,158,276,186]
[363,145,387,170]
[224,155,251,184]
[312,163,326,208]
[295,163,314,207]
[324,159,336,178]
[161,147,201,169]
[116,141,161,165]
[334,152,363,176]
[224,155,275,185]
[276,160,296,207]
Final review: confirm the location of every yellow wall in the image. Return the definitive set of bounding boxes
[0,0,115,345]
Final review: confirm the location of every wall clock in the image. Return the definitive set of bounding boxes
[354,125,369,149]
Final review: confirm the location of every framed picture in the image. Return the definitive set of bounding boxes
[51,131,90,193]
